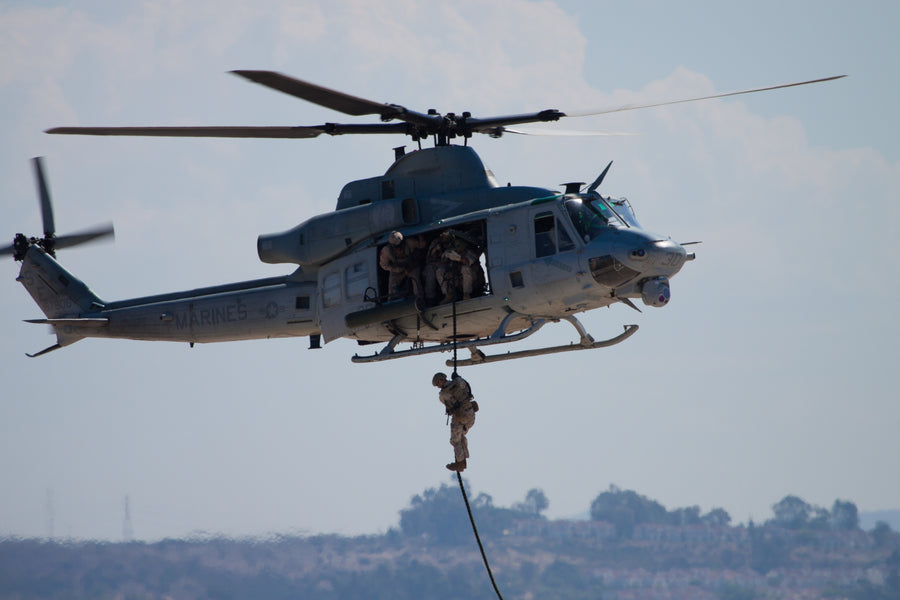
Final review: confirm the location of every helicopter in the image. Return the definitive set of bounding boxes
[4,71,844,363]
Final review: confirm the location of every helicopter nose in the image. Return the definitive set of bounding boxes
[628,238,687,276]
[585,234,688,290]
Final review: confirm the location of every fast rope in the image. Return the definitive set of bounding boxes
[451,299,458,377]
[457,472,505,600]
[449,301,504,600]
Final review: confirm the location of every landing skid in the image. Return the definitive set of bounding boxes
[451,322,638,366]
[350,310,638,365]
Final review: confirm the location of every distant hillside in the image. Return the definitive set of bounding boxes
[2,517,898,600]
[2,484,899,600]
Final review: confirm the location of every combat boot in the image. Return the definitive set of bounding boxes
[445,460,467,472]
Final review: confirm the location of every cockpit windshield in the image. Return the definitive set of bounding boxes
[564,197,621,242]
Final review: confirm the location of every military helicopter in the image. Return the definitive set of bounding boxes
[4,71,844,363]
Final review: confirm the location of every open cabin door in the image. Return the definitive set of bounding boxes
[318,248,378,343]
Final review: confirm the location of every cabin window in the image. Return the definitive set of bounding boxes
[402,197,418,224]
[509,271,524,288]
[382,180,395,200]
[345,261,368,299]
[534,212,555,257]
[296,296,310,310]
[322,272,341,308]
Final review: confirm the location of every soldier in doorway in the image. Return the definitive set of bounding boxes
[424,230,479,304]
[379,231,425,301]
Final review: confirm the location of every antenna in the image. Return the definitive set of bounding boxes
[122,495,134,541]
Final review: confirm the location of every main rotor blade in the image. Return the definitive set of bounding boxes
[32,157,55,237]
[0,243,15,257]
[46,123,415,139]
[46,126,328,139]
[566,75,847,118]
[54,223,115,250]
[231,70,440,129]
[466,110,565,133]
[499,127,638,137]
[231,70,393,117]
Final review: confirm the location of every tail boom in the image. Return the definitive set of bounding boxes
[16,246,106,355]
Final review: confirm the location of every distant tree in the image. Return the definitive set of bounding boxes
[771,495,813,529]
[513,488,549,517]
[610,505,637,540]
[872,521,894,547]
[472,492,493,510]
[809,505,831,530]
[590,485,667,539]
[701,508,732,527]
[399,483,472,545]
[668,506,702,526]
[749,522,790,573]
[830,500,859,530]
[399,481,521,545]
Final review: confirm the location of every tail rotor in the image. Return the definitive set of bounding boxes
[1,157,114,260]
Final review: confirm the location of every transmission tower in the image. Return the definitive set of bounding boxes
[122,495,134,541]
[45,488,55,539]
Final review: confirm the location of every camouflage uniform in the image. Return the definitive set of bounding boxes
[425,231,478,304]
[423,233,450,303]
[434,373,476,470]
[379,233,425,300]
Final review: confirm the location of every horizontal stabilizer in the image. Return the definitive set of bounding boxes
[24,317,109,328]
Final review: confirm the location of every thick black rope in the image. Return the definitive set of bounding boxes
[456,472,505,600]
[451,299,458,377]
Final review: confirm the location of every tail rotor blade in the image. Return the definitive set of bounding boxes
[54,223,115,251]
[32,157,55,238]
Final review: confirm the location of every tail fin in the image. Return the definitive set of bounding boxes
[17,246,106,354]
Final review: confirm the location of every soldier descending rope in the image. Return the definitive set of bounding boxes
[432,371,478,472]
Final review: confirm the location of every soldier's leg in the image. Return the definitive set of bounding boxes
[449,422,467,463]
[387,271,405,300]
[408,266,424,302]
[461,266,475,300]
[460,415,474,459]
[436,264,456,304]
[423,263,439,302]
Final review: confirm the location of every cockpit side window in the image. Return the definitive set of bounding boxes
[534,212,556,257]
[565,198,609,242]
[535,209,577,257]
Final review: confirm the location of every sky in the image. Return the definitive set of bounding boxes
[1,0,898,542]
